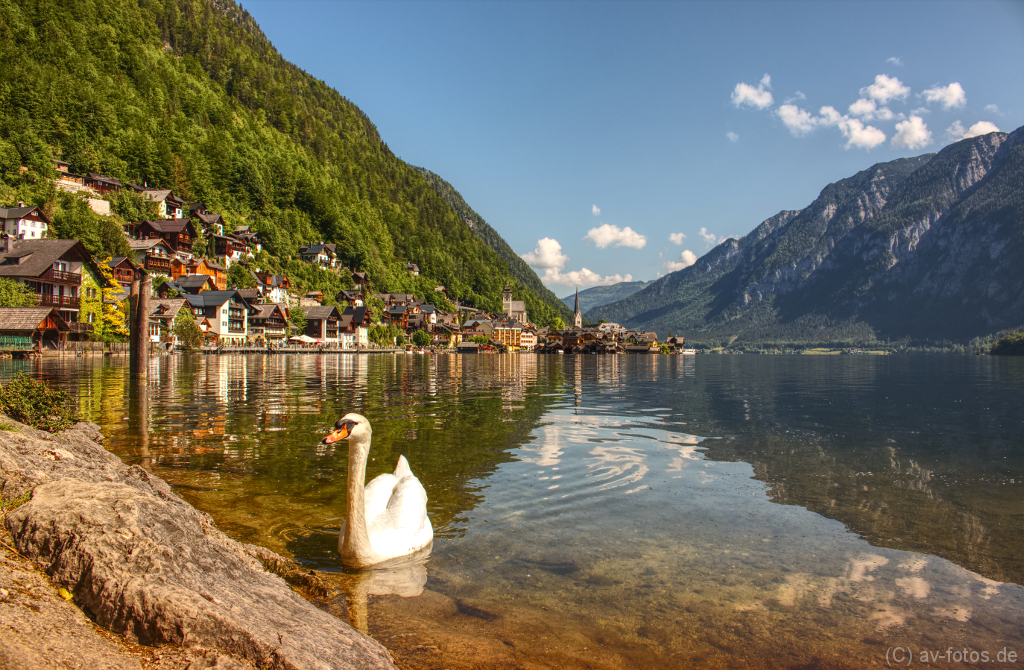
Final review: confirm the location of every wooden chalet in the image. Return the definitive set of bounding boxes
[0,237,93,334]
[83,173,122,195]
[138,219,197,259]
[106,256,144,287]
[248,303,289,343]
[302,305,341,342]
[0,306,72,350]
[1,204,50,240]
[127,238,174,275]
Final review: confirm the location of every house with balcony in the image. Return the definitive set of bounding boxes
[298,242,337,267]
[128,239,175,276]
[248,303,290,344]
[190,205,225,236]
[183,290,253,345]
[335,289,363,307]
[106,256,143,288]
[137,220,197,261]
[252,272,291,304]
[1,204,50,240]
[212,234,248,264]
[302,305,341,343]
[83,173,122,195]
[233,226,262,254]
[0,237,96,336]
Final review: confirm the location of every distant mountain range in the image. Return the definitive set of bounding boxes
[591,128,1024,346]
[559,281,655,314]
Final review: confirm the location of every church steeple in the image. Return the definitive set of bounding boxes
[573,286,582,328]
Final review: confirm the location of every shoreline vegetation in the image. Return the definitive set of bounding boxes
[0,412,399,670]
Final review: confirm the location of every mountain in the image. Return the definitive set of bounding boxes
[559,281,654,314]
[411,168,574,324]
[591,129,1024,346]
[0,0,563,325]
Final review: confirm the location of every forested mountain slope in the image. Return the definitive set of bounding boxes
[0,0,562,323]
[591,129,1024,346]
[412,167,574,323]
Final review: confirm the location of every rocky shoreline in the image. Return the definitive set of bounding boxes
[0,417,398,670]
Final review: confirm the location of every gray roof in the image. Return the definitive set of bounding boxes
[0,307,68,332]
[128,238,171,251]
[142,219,192,233]
[175,274,215,288]
[0,206,48,222]
[236,288,261,302]
[302,305,340,320]
[184,290,241,309]
[0,239,87,279]
[252,303,286,319]
[148,299,186,321]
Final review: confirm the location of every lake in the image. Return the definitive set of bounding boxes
[4,353,1023,669]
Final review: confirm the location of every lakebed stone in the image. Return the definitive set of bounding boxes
[0,417,398,670]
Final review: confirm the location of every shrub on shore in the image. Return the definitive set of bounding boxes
[0,373,79,433]
[990,331,1024,356]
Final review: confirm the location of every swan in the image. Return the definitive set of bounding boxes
[323,413,433,567]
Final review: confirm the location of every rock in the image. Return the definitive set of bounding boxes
[0,418,398,670]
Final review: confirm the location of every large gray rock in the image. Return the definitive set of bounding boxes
[0,419,398,670]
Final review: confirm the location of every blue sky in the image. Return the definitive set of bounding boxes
[245,0,1024,294]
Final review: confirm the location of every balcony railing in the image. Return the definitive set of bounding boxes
[40,268,82,285]
[36,294,80,308]
[67,323,94,334]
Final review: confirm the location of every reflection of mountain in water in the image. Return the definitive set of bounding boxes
[680,356,1024,585]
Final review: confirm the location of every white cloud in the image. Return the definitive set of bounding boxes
[731,74,774,110]
[860,74,910,104]
[776,104,817,135]
[848,98,893,121]
[520,237,569,269]
[662,250,698,272]
[540,267,633,288]
[592,204,600,216]
[726,131,739,143]
[984,104,1001,115]
[946,120,1001,142]
[921,82,966,110]
[892,115,932,150]
[785,91,807,103]
[816,105,887,149]
[584,223,647,249]
[699,227,718,248]
[887,56,904,67]
[669,232,687,245]
[522,236,632,287]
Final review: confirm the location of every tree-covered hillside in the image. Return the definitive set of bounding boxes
[0,0,561,323]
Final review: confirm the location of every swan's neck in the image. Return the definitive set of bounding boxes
[342,432,374,565]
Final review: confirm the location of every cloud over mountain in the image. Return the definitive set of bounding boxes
[585,223,647,249]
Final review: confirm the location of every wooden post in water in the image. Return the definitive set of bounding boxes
[135,275,151,376]
[129,279,139,375]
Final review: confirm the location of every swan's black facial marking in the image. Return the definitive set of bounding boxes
[323,418,358,444]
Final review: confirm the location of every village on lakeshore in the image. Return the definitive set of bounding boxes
[0,162,691,357]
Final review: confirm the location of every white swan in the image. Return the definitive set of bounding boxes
[323,413,433,568]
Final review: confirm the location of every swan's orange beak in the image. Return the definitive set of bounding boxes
[323,424,350,444]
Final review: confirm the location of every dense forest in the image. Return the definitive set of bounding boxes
[0,0,565,324]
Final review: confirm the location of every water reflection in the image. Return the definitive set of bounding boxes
[3,354,1022,669]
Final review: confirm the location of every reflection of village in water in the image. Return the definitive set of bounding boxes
[6,353,1023,669]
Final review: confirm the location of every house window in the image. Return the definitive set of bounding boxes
[87,313,95,323]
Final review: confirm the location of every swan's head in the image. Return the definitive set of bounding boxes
[323,412,371,444]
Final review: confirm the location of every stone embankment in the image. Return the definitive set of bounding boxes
[0,417,398,670]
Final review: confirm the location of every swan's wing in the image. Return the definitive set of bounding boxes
[385,475,429,532]
[364,473,400,521]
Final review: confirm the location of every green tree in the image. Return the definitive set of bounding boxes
[191,233,208,258]
[290,305,307,334]
[227,263,256,289]
[991,331,1024,355]
[173,309,204,350]
[111,190,158,223]
[365,296,386,324]
[95,258,129,341]
[470,335,489,345]
[552,317,567,330]
[0,278,35,307]
[412,330,431,347]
